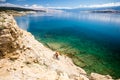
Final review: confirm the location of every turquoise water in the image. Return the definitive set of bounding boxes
[15,12,120,78]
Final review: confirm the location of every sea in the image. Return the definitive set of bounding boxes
[15,12,120,78]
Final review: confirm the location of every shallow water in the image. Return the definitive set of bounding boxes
[15,12,120,78]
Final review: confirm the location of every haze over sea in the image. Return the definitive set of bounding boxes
[15,12,120,78]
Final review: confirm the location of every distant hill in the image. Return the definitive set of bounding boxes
[60,6,120,13]
[0,3,46,12]
[0,6,35,11]
[0,6,46,12]
[111,6,120,10]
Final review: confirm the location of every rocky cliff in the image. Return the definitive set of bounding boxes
[0,12,114,80]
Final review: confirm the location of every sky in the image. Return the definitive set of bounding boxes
[0,0,120,9]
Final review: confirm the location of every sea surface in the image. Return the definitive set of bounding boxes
[15,12,120,78]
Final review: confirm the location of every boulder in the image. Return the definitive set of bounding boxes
[90,73,113,80]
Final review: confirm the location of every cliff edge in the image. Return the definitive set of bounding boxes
[0,12,114,80]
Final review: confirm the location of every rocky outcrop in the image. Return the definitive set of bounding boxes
[0,12,115,80]
[89,73,113,80]
[0,13,23,57]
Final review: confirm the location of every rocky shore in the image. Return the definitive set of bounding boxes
[0,10,36,17]
[0,12,115,80]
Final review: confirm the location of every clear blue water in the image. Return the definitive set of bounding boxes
[15,12,120,78]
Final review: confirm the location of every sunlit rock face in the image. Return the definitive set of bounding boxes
[90,73,113,80]
[0,13,23,56]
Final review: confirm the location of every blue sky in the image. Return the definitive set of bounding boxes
[0,0,120,9]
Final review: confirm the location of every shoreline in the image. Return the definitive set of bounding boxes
[29,22,120,78]
[0,11,118,80]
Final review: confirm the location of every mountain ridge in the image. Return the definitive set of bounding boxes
[59,6,120,12]
[0,3,45,12]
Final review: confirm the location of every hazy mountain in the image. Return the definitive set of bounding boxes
[60,6,120,13]
[0,3,45,12]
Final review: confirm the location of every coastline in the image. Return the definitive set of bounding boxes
[0,10,36,17]
[23,12,120,79]
[0,11,117,80]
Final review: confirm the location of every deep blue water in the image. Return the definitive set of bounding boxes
[15,12,120,78]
